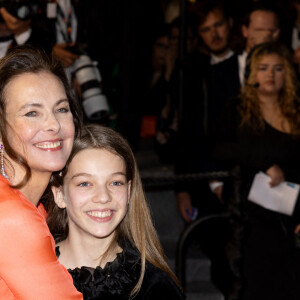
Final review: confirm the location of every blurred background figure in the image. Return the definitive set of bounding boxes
[0,1,52,58]
[196,0,234,64]
[213,42,300,300]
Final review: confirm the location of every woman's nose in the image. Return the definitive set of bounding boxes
[44,114,61,133]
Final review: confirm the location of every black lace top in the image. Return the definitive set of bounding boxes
[56,240,185,300]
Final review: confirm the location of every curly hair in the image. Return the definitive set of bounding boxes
[239,42,300,135]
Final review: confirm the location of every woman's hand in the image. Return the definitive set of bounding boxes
[52,43,79,68]
[295,224,300,234]
[176,192,193,223]
[266,164,285,187]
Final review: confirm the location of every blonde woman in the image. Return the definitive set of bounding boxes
[214,42,300,300]
[47,124,185,299]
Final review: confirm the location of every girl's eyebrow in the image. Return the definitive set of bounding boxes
[71,171,126,180]
[71,173,92,180]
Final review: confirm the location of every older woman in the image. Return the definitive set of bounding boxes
[213,42,300,300]
[0,45,82,298]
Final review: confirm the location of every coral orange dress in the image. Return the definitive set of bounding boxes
[0,176,82,299]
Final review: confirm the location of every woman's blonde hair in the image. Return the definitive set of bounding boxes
[239,42,300,135]
[47,123,181,297]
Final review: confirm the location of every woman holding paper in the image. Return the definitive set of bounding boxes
[213,42,300,300]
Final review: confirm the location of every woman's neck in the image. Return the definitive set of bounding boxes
[257,92,279,108]
[258,94,290,133]
[19,173,50,206]
[6,162,50,206]
[57,232,121,269]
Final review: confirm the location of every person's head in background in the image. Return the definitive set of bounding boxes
[168,15,198,59]
[241,5,280,53]
[151,24,170,72]
[240,42,300,134]
[47,123,180,297]
[196,0,232,57]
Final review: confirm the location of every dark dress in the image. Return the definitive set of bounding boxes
[213,98,300,300]
[56,240,185,300]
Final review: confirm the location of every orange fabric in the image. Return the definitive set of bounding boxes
[0,176,82,299]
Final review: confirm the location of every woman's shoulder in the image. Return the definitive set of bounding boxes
[0,177,33,212]
[0,177,39,215]
[0,177,48,238]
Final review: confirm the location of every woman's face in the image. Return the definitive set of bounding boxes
[152,35,169,68]
[55,148,131,241]
[255,53,285,95]
[4,71,75,175]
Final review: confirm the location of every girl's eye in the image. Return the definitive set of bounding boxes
[57,107,70,113]
[78,182,90,187]
[111,181,123,186]
[25,111,37,117]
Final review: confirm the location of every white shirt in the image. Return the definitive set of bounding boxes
[292,25,300,51]
[210,50,234,65]
[0,28,32,59]
[238,50,248,86]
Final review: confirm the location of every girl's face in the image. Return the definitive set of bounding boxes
[4,71,75,175]
[255,53,285,95]
[53,148,131,242]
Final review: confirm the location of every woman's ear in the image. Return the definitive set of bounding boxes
[51,186,66,209]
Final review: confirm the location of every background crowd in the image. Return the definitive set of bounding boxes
[2,0,300,299]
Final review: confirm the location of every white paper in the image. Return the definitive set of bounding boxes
[248,172,300,215]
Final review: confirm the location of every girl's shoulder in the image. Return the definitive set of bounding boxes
[139,262,186,300]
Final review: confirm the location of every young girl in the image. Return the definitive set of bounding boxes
[47,123,185,299]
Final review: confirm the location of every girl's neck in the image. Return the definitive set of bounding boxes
[57,233,121,269]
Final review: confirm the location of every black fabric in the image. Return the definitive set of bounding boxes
[56,239,185,300]
[213,98,300,300]
[207,54,241,139]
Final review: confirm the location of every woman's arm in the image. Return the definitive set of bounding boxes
[0,197,82,299]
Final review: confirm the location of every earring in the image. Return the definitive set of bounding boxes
[0,144,8,179]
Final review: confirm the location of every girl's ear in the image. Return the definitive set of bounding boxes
[51,186,66,209]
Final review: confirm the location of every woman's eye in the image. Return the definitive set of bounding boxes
[57,107,70,113]
[25,111,37,117]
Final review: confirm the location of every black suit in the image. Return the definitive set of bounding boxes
[207,54,241,139]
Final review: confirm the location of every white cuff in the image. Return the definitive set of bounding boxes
[15,28,32,45]
[209,181,224,193]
